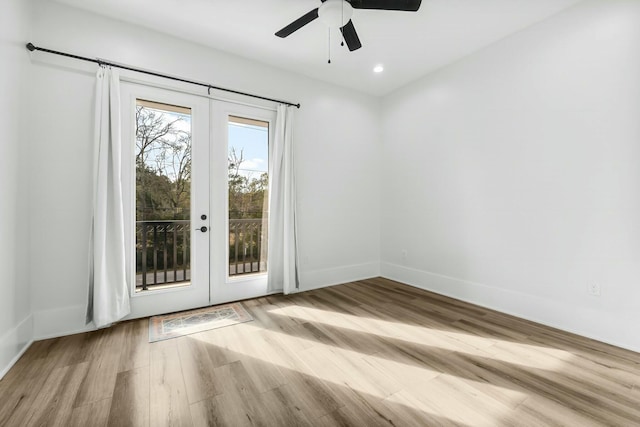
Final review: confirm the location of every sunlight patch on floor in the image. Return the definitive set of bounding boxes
[386,384,514,427]
[267,305,571,370]
[191,321,527,419]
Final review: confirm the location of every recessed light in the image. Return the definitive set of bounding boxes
[373,64,384,73]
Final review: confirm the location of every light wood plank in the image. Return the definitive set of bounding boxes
[68,399,111,427]
[72,351,120,408]
[118,319,150,372]
[177,335,222,404]
[107,367,150,427]
[149,343,193,426]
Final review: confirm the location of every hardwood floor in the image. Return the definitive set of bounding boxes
[1,277,640,426]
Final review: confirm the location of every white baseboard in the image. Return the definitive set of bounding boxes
[298,262,381,293]
[27,263,640,354]
[381,262,640,353]
[33,304,95,340]
[0,314,34,379]
[29,261,381,339]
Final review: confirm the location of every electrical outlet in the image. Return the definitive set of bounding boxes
[589,283,601,296]
[401,249,407,259]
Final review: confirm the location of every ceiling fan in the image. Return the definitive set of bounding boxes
[275,0,422,52]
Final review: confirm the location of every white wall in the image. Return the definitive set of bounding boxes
[0,0,33,377]
[28,0,381,337]
[381,0,640,351]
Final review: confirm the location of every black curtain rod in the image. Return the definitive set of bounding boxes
[26,42,301,109]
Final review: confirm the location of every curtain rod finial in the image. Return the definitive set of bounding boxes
[26,42,36,51]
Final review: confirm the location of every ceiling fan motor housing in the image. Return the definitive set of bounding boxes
[318,0,354,27]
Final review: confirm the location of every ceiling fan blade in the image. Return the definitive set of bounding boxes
[341,20,362,51]
[349,0,422,11]
[275,8,319,38]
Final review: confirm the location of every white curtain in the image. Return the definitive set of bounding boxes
[267,104,299,294]
[86,66,131,327]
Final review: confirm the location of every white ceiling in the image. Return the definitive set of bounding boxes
[51,0,583,96]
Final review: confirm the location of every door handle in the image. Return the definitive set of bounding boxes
[197,226,208,232]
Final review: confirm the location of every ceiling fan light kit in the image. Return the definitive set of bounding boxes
[275,0,422,55]
[318,0,353,27]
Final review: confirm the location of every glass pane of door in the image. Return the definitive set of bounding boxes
[135,99,192,292]
[227,116,269,278]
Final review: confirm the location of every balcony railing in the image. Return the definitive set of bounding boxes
[136,220,190,291]
[228,218,267,276]
[136,218,266,291]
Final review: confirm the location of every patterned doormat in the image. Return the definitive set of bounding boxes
[148,302,253,342]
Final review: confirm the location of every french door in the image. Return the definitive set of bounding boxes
[210,102,275,305]
[121,82,274,319]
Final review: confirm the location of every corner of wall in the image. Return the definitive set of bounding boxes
[0,315,34,380]
[299,262,381,293]
[0,0,37,380]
